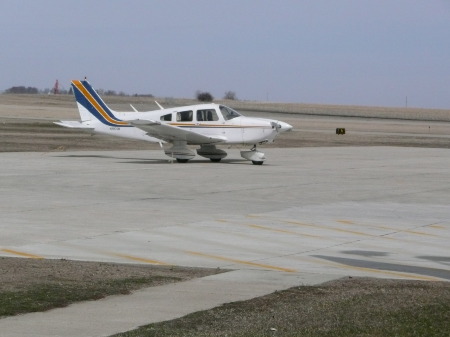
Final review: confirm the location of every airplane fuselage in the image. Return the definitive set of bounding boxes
[83,103,291,146]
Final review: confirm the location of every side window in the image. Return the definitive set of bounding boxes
[160,113,172,121]
[177,110,193,122]
[196,109,219,122]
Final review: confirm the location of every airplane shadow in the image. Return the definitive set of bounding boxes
[315,254,450,281]
[55,154,251,165]
[124,159,251,165]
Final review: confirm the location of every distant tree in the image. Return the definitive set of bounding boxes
[99,89,129,96]
[134,93,154,98]
[104,90,117,96]
[223,91,237,100]
[4,86,38,94]
[196,91,214,102]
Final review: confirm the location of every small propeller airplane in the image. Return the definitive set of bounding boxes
[55,80,292,164]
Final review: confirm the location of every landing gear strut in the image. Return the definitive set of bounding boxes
[197,145,227,162]
[164,140,195,163]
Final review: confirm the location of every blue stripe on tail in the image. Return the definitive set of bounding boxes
[72,80,130,127]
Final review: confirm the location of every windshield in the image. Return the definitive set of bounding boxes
[220,105,242,120]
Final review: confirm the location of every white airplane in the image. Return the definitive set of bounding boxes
[55,80,292,164]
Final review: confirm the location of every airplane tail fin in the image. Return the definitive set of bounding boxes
[71,80,128,126]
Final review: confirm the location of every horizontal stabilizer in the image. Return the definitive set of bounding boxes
[54,121,94,130]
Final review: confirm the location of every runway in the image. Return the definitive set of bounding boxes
[1,147,449,281]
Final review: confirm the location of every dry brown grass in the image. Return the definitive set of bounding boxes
[2,93,450,121]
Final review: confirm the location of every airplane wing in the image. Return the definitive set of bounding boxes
[130,120,226,144]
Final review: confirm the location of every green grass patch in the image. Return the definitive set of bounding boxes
[0,276,179,317]
[112,279,450,337]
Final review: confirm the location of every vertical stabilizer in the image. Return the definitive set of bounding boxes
[71,80,128,126]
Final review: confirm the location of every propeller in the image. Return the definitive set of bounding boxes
[271,121,282,131]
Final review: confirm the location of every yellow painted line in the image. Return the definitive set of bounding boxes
[246,214,262,218]
[336,219,355,225]
[217,218,319,238]
[336,220,442,238]
[284,220,375,237]
[403,230,437,237]
[428,224,446,229]
[250,215,448,239]
[248,224,320,238]
[109,252,170,265]
[1,248,43,259]
[312,257,444,282]
[244,217,442,244]
[186,250,297,273]
[228,217,378,239]
[333,221,439,238]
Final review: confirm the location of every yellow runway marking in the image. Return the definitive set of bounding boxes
[234,216,446,248]
[248,224,319,238]
[252,215,444,239]
[284,220,375,237]
[218,218,320,238]
[403,230,438,237]
[108,252,170,265]
[428,224,446,229]
[1,248,43,259]
[54,242,171,266]
[336,220,441,237]
[246,214,262,219]
[186,251,297,273]
[336,219,355,225]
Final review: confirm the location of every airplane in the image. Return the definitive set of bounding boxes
[55,80,293,164]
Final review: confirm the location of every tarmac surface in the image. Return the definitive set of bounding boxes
[1,146,450,336]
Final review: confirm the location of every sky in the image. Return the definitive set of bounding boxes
[1,0,450,108]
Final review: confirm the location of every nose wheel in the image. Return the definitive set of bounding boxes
[240,144,266,165]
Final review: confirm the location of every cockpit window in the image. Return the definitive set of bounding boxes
[177,110,193,122]
[197,109,219,121]
[220,105,241,120]
[160,113,172,121]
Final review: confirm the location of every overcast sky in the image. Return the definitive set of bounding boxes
[1,0,449,108]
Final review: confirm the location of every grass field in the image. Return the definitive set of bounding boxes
[1,93,450,121]
[115,278,450,337]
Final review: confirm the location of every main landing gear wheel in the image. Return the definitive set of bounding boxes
[176,158,189,163]
[197,145,227,162]
[252,161,264,165]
